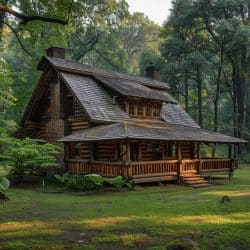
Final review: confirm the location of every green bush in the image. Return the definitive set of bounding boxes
[54,173,130,191]
[0,137,62,173]
[0,165,11,200]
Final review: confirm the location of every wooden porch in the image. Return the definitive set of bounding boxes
[65,158,235,183]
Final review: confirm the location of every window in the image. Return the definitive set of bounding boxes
[145,104,151,117]
[68,142,81,159]
[152,104,161,118]
[128,102,135,116]
[126,99,162,119]
[137,102,143,116]
[147,143,161,152]
[166,143,176,157]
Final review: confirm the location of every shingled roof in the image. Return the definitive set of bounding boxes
[162,103,200,128]
[39,56,170,90]
[94,75,176,103]
[58,121,246,144]
[60,72,129,122]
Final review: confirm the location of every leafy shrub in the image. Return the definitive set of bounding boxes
[55,173,131,191]
[0,137,62,173]
[0,176,9,191]
[104,176,125,188]
[0,166,11,200]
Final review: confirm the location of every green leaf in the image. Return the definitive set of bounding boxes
[0,177,10,191]
[104,176,125,188]
[85,174,104,186]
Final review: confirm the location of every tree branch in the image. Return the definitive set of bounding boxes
[1,20,34,58]
[0,6,67,25]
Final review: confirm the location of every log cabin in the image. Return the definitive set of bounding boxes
[16,47,246,187]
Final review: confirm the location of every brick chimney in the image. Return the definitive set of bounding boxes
[146,63,160,81]
[46,47,65,59]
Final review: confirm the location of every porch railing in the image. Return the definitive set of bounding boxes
[66,158,234,177]
[66,160,123,177]
[131,160,178,176]
[201,159,234,172]
[181,159,200,173]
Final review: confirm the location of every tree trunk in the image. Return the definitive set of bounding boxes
[232,60,245,154]
[184,76,189,113]
[212,44,224,157]
[197,67,203,127]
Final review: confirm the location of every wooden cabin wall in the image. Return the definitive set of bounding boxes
[181,144,195,159]
[140,142,164,161]
[94,142,117,161]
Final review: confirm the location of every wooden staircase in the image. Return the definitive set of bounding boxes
[181,173,212,188]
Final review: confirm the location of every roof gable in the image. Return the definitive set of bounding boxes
[60,72,129,122]
[94,75,176,103]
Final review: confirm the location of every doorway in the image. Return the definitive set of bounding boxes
[130,143,139,161]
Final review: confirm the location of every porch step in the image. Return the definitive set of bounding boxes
[181,174,211,188]
[181,176,203,181]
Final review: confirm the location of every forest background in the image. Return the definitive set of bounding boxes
[0,0,249,159]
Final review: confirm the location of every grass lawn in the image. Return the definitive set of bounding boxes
[0,165,250,250]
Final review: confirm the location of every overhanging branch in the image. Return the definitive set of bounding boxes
[0,6,68,25]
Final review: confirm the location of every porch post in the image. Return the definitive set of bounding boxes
[228,144,232,159]
[126,141,131,161]
[122,141,132,178]
[228,144,234,180]
[197,143,202,174]
[177,142,182,178]
[233,144,239,168]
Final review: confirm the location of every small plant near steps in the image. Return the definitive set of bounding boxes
[181,173,212,188]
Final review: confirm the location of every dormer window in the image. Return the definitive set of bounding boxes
[128,101,135,115]
[126,99,162,119]
[137,102,144,116]
[145,104,152,117]
[153,104,161,118]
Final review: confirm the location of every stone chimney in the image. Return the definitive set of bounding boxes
[146,63,160,81]
[46,47,65,59]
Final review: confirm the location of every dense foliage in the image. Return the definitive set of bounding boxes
[0,165,10,200]
[0,0,249,160]
[0,138,62,173]
[55,173,135,191]
[160,0,250,155]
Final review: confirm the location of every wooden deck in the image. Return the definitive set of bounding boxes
[65,158,235,183]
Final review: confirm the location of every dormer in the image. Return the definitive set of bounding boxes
[125,98,162,119]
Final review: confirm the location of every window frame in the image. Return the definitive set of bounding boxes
[126,99,162,119]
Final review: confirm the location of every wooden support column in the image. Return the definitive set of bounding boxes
[228,144,234,180]
[197,143,202,174]
[234,144,239,169]
[126,141,132,178]
[228,145,232,159]
[122,141,132,178]
[177,142,182,178]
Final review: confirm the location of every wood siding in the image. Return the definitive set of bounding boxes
[94,142,117,161]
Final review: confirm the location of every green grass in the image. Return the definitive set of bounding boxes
[1,165,250,250]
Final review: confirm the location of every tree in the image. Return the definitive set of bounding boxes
[161,0,250,155]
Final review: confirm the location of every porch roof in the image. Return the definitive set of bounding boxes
[58,121,246,144]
